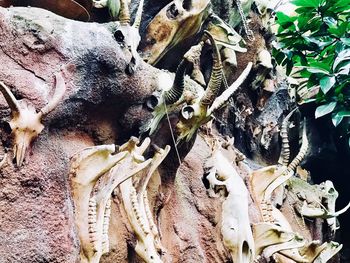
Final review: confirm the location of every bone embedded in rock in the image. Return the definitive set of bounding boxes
[140,0,211,65]
[0,71,66,167]
[116,140,169,263]
[69,144,128,262]
[207,145,255,263]
[119,178,163,263]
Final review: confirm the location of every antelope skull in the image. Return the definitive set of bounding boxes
[0,72,66,166]
[114,0,144,74]
[140,0,211,65]
[320,180,350,233]
[176,32,252,142]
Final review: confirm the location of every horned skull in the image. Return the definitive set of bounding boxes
[176,33,253,142]
[114,0,143,74]
[0,72,66,166]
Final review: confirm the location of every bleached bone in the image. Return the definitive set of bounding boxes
[114,0,144,73]
[92,0,108,8]
[93,0,121,20]
[278,108,298,166]
[90,149,152,261]
[141,42,204,136]
[300,200,350,219]
[117,139,169,263]
[177,38,252,142]
[140,0,211,65]
[263,120,309,202]
[0,72,66,166]
[206,145,255,263]
[136,144,171,196]
[320,180,350,233]
[297,240,344,262]
[313,242,342,263]
[208,62,252,113]
[261,235,306,262]
[69,144,128,263]
[253,223,307,262]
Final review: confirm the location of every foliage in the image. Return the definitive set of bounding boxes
[273,0,350,146]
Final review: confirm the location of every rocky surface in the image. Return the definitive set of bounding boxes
[0,4,346,263]
[0,6,159,262]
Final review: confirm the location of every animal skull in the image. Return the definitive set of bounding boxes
[206,144,255,263]
[0,71,66,166]
[140,0,211,65]
[114,0,144,74]
[320,180,350,233]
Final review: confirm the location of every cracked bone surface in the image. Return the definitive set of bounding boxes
[206,142,255,263]
[0,71,66,166]
[117,138,170,263]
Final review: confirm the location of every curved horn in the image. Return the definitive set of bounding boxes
[209,62,252,114]
[39,71,66,117]
[278,108,298,166]
[287,118,309,173]
[119,0,130,25]
[0,81,20,114]
[163,59,188,104]
[132,0,144,28]
[200,31,223,107]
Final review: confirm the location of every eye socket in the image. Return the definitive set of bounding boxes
[114,30,125,43]
[182,0,192,10]
[145,95,159,110]
[328,188,335,194]
[166,3,179,19]
[181,106,194,120]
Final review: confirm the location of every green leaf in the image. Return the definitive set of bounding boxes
[306,67,329,74]
[320,76,336,94]
[333,49,350,70]
[276,12,295,26]
[292,0,324,7]
[341,38,350,46]
[315,102,337,118]
[295,6,315,14]
[286,60,294,75]
[337,111,350,117]
[332,113,343,126]
[274,51,285,65]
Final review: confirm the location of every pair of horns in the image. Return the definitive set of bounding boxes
[163,31,223,106]
[0,72,65,118]
[119,0,144,28]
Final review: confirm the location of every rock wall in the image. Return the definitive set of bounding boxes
[0,4,345,263]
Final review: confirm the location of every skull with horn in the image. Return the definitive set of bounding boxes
[113,0,144,74]
[176,31,252,142]
[0,71,66,166]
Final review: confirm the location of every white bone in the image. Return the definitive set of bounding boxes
[207,147,255,263]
